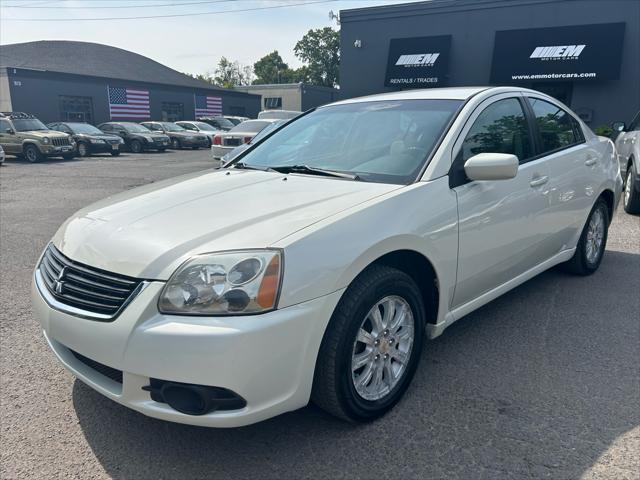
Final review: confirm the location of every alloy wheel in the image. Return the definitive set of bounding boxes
[585,207,605,264]
[351,295,414,401]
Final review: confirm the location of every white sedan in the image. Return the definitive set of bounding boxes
[210,119,279,160]
[31,87,622,427]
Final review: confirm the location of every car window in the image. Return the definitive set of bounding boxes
[59,124,72,134]
[0,119,12,132]
[181,123,196,131]
[528,98,580,154]
[462,98,532,162]
[100,124,112,131]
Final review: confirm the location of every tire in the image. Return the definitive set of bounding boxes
[130,140,143,154]
[171,138,181,150]
[312,265,425,422]
[24,144,43,163]
[623,161,640,215]
[562,198,609,275]
[110,151,121,157]
[77,142,90,157]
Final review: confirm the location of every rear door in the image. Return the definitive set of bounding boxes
[525,95,593,253]
[451,94,551,308]
[0,118,18,154]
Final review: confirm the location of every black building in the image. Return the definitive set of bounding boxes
[0,41,260,124]
[339,0,639,128]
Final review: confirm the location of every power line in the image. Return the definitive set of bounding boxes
[4,0,237,9]
[2,0,338,21]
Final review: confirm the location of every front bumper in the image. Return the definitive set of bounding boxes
[32,272,342,427]
[41,144,74,156]
[89,142,121,153]
[181,137,209,147]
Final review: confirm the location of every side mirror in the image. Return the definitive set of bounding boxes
[464,153,519,181]
[4,128,14,134]
[612,121,625,133]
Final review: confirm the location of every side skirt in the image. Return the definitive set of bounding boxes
[426,248,576,339]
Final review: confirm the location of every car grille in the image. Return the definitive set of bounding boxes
[70,349,123,384]
[52,137,71,147]
[39,245,143,319]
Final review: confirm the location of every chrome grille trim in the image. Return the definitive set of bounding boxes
[36,244,147,321]
[52,137,71,147]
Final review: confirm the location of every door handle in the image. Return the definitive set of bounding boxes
[530,176,549,187]
[585,158,597,167]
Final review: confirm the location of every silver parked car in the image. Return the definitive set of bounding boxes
[613,111,640,214]
[211,119,279,160]
[175,121,220,148]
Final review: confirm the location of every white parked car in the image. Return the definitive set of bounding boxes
[613,112,640,214]
[258,110,302,120]
[32,87,622,427]
[210,119,279,160]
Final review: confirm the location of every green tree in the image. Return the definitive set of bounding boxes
[294,27,340,87]
[253,51,288,84]
[212,57,253,88]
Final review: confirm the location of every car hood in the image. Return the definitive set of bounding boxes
[22,130,69,138]
[52,169,400,279]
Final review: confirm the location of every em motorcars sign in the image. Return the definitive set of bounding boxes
[490,23,626,83]
[385,35,451,88]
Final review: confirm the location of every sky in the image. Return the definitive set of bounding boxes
[0,0,424,77]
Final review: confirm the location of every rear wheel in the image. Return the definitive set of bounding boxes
[623,162,640,215]
[77,142,89,157]
[562,198,609,275]
[24,144,42,163]
[130,140,143,154]
[312,265,425,422]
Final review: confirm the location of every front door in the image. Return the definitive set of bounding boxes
[451,94,551,308]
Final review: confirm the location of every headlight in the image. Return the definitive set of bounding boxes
[42,137,50,145]
[158,250,282,315]
[90,138,105,144]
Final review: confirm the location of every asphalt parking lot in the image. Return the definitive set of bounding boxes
[1,149,638,479]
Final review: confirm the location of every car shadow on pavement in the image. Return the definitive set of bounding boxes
[73,250,640,480]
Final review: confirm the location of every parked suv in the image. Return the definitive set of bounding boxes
[98,122,169,153]
[613,112,640,214]
[0,112,75,162]
[48,122,124,157]
[140,122,209,150]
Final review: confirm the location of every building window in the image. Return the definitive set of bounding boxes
[229,106,246,116]
[161,102,184,122]
[59,96,94,123]
[264,97,282,109]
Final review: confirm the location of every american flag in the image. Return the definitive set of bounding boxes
[195,94,222,117]
[108,86,150,119]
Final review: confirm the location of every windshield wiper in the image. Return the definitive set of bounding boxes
[232,162,273,172]
[269,165,359,180]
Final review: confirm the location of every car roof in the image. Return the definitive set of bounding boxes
[329,86,497,106]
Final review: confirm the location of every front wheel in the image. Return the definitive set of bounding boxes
[562,198,609,275]
[623,162,640,215]
[312,265,425,422]
[130,140,143,154]
[24,144,42,163]
[171,138,181,150]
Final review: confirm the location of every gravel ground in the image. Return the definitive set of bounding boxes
[1,150,638,479]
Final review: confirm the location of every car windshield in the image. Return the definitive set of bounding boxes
[236,100,462,184]
[121,123,151,133]
[212,117,235,129]
[161,122,185,132]
[67,123,103,135]
[13,118,48,131]
[231,120,272,134]
[194,122,216,131]
[250,120,285,143]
